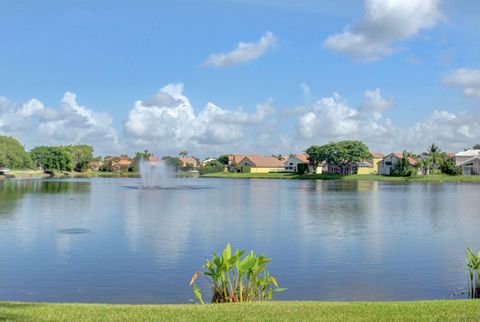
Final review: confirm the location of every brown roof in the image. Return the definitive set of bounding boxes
[239,155,285,167]
[179,157,199,167]
[369,151,384,159]
[292,154,309,163]
[389,152,417,166]
[228,155,247,165]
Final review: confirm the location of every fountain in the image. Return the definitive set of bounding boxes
[139,159,175,188]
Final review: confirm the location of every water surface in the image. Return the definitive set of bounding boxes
[0,178,479,303]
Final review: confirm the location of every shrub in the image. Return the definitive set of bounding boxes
[466,248,480,298]
[297,163,308,174]
[190,243,286,304]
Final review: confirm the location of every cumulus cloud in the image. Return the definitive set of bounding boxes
[0,93,118,153]
[0,97,44,132]
[37,92,119,149]
[204,31,277,67]
[324,0,443,62]
[295,89,480,152]
[443,68,480,97]
[124,83,276,152]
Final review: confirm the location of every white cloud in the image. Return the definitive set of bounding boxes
[324,0,443,62]
[37,92,119,149]
[295,89,480,152]
[0,97,44,132]
[204,31,277,67]
[443,68,480,98]
[124,83,276,152]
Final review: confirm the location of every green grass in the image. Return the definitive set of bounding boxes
[201,172,480,182]
[0,300,479,321]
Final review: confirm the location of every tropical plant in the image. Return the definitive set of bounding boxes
[179,150,188,158]
[466,248,480,298]
[439,156,461,175]
[426,143,442,174]
[391,151,415,176]
[190,243,286,304]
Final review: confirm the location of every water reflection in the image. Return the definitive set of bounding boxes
[0,178,479,303]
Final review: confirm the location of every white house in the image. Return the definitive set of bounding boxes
[284,154,323,174]
[455,150,480,176]
[378,152,418,175]
[201,158,217,166]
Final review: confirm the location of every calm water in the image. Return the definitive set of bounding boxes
[0,178,479,303]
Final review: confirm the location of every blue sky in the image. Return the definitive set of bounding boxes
[0,0,479,157]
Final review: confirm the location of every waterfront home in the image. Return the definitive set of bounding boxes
[378,152,418,175]
[455,150,480,176]
[284,154,323,174]
[111,156,132,172]
[237,155,285,173]
[88,161,102,171]
[201,158,217,166]
[227,155,246,172]
[354,151,385,175]
[178,157,200,170]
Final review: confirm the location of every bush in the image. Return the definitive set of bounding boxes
[199,160,224,175]
[297,163,308,174]
[440,157,461,175]
[190,243,286,304]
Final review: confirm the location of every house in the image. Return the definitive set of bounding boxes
[201,158,217,166]
[236,155,285,173]
[227,155,247,172]
[178,157,200,170]
[378,152,418,176]
[89,161,102,171]
[356,151,385,175]
[111,156,132,172]
[455,150,480,176]
[284,154,323,174]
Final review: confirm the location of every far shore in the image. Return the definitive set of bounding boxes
[200,172,480,182]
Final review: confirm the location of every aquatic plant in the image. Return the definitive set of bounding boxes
[189,243,286,304]
[466,248,480,298]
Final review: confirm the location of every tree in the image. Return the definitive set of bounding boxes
[132,150,152,172]
[217,155,229,165]
[304,145,324,173]
[0,135,33,169]
[391,151,415,176]
[63,145,94,172]
[179,151,188,158]
[439,156,461,175]
[474,144,480,150]
[426,143,442,174]
[162,156,182,169]
[30,146,73,172]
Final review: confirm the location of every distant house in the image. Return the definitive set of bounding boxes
[111,156,132,172]
[201,158,217,166]
[284,154,323,174]
[356,151,385,175]
[89,161,102,171]
[378,152,418,176]
[455,150,480,176]
[227,155,247,172]
[237,155,285,173]
[178,157,200,170]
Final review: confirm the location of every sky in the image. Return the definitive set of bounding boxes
[0,0,479,158]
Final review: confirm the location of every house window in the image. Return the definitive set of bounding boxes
[385,161,392,165]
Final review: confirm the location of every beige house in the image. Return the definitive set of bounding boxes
[237,155,285,173]
[378,152,418,176]
[455,150,480,176]
[284,154,323,174]
[179,157,200,169]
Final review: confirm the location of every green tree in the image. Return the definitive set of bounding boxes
[132,150,152,172]
[179,150,188,158]
[199,160,224,175]
[30,146,73,172]
[162,156,182,169]
[426,143,442,174]
[304,145,324,173]
[64,145,94,172]
[0,135,33,169]
[439,156,461,175]
[474,144,480,150]
[217,155,229,165]
[391,151,415,176]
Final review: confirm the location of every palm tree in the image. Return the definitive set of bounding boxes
[427,143,441,174]
[179,151,188,158]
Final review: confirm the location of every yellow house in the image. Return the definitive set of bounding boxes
[357,151,385,175]
[237,155,285,173]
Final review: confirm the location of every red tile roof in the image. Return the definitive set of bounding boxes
[239,155,285,167]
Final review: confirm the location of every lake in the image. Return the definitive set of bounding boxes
[0,178,479,303]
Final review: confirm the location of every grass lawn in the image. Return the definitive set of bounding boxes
[201,172,480,182]
[0,300,479,321]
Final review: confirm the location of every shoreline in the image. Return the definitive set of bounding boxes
[1,300,479,321]
[200,172,480,183]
